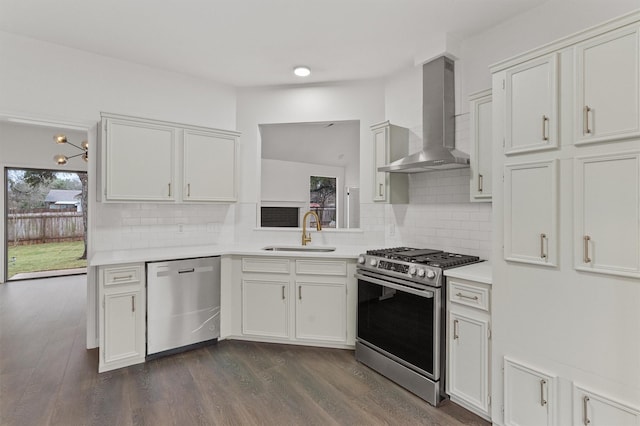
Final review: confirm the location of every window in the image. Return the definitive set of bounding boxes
[310,176,337,228]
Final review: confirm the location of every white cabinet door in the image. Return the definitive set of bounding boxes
[573,385,640,426]
[575,27,640,144]
[470,90,493,201]
[373,126,388,201]
[505,54,559,155]
[574,152,640,278]
[242,279,289,339]
[504,358,557,426]
[295,281,346,342]
[504,160,558,266]
[103,290,144,369]
[183,129,237,202]
[448,311,489,417]
[104,118,175,201]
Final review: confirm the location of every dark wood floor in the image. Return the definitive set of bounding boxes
[0,275,490,426]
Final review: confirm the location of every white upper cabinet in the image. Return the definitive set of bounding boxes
[100,113,239,203]
[103,117,176,201]
[574,152,640,278]
[371,121,409,203]
[575,26,640,144]
[183,129,237,202]
[504,160,558,266]
[469,89,493,201]
[504,53,559,155]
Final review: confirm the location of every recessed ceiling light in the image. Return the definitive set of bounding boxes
[293,66,311,77]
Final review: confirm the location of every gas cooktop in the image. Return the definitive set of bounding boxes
[365,247,481,269]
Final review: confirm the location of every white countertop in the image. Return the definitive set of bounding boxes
[90,244,371,266]
[444,261,492,285]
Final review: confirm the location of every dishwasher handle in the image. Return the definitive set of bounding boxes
[178,268,195,274]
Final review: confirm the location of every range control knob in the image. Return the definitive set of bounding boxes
[426,270,436,279]
[416,269,425,278]
[369,259,378,267]
[357,255,365,265]
[408,266,417,276]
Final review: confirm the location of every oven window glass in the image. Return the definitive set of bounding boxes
[357,279,435,376]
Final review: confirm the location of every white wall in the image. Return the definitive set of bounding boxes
[0,122,89,282]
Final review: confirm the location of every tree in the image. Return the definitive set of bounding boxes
[17,169,88,260]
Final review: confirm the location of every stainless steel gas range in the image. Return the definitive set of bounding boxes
[355,247,482,406]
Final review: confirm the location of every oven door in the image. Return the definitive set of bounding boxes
[355,271,441,380]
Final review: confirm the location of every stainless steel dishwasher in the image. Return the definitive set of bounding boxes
[146,257,220,356]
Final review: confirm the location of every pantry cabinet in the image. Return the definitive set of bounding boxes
[447,277,491,421]
[98,263,146,373]
[100,113,239,203]
[574,152,640,278]
[469,90,493,201]
[504,357,557,426]
[575,26,640,144]
[503,160,558,266]
[371,121,409,203]
[504,53,559,155]
[572,385,640,426]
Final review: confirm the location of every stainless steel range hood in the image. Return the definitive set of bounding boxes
[378,56,469,173]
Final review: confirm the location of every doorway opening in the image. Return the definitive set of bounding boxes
[5,167,87,281]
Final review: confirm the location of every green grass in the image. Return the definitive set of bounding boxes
[7,241,87,279]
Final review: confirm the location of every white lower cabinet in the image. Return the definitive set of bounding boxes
[504,357,557,426]
[447,278,491,420]
[242,279,289,338]
[239,257,353,346]
[573,385,640,426]
[98,263,146,373]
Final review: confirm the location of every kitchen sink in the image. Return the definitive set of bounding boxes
[261,245,336,252]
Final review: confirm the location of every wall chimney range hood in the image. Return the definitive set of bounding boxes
[378,56,470,173]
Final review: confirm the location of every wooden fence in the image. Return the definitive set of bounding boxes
[7,211,84,245]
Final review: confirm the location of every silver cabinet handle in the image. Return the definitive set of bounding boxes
[456,292,479,301]
[584,105,592,134]
[478,174,483,192]
[542,115,549,141]
[131,295,135,313]
[281,286,285,300]
[540,233,547,259]
[113,275,133,281]
[540,379,547,406]
[187,183,191,197]
[453,319,459,340]
[583,396,591,425]
[378,183,384,197]
[583,235,591,263]
[298,286,302,300]
[168,183,172,197]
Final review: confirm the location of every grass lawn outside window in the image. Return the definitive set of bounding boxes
[7,241,86,279]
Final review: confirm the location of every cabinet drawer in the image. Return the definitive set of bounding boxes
[295,260,347,276]
[103,265,142,286]
[449,280,489,312]
[242,258,290,274]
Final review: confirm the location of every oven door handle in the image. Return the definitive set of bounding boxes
[355,273,434,298]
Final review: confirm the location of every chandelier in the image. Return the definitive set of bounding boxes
[53,134,88,165]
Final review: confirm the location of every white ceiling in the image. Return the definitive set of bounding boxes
[0,0,548,87]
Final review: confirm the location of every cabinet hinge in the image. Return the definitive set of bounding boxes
[487,327,492,340]
[488,395,492,406]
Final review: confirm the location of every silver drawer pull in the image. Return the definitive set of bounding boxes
[583,396,591,425]
[112,275,133,281]
[540,379,547,406]
[583,235,591,263]
[456,292,479,301]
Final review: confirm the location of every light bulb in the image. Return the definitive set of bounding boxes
[54,134,68,144]
[81,141,89,150]
[54,154,68,165]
